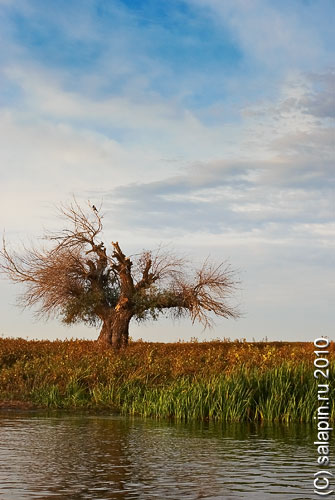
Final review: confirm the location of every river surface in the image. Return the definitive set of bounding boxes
[0,411,320,499]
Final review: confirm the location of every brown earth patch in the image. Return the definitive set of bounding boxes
[0,400,37,410]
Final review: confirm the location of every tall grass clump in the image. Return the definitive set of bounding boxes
[0,338,334,422]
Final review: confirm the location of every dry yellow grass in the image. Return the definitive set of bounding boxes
[0,338,333,421]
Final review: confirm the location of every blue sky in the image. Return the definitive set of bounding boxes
[0,0,334,342]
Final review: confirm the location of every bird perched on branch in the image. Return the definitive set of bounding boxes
[92,205,98,212]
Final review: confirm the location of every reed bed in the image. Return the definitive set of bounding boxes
[0,337,334,422]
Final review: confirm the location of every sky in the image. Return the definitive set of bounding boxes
[0,0,334,343]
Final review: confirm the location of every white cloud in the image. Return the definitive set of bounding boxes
[3,63,237,160]
[0,110,178,236]
[186,0,333,70]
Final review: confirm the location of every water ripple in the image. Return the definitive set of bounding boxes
[0,413,320,499]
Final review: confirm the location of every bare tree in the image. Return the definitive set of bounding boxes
[0,200,240,348]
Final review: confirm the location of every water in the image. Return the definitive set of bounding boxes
[0,411,321,499]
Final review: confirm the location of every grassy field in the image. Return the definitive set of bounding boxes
[0,337,334,422]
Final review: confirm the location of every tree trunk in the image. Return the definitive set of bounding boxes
[97,316,113,346]
[97,311,132,349]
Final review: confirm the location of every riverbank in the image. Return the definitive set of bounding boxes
[1,338,334,421]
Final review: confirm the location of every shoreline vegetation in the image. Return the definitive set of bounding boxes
[0,338,334,422]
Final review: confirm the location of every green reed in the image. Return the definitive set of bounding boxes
[24,364,334,422]
[0,338,334,421]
